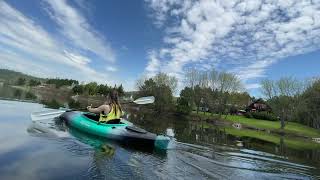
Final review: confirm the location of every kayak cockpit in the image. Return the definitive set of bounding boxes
[82,112,126,125]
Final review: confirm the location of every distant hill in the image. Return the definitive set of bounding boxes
[0,69,43,84]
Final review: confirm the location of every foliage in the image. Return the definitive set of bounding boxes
[46,78,79,88]
[117,84,124,96]
[13,89,22,98]
[68,99,81,109]
[137,73,177,113]
[261,77,307,129]
[152,72,178,93]
[72,84,84,94]
[43,99,62,109]
[295,79,320,129]
[25,91,37,100]
[29,79,41,86]
[261,77,320,129]
[84,82,98,95]
[176,87,194,114]
[184,68,244,116]
[0,69,43,85]
[245,112,278,121]
[16,77,26,85]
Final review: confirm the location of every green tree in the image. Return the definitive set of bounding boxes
[117,84,124,96]
[295,79,320,129]
[29,79,41,86]
[85,82,98,95]
[261,77,306,129]
[72,84,84,94]
[16,77,26,85]
[176,87,194,114]
[137,73,176,113]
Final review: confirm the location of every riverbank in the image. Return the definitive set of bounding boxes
[191,111,320,139]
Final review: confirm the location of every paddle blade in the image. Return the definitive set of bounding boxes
[133,96,155,104]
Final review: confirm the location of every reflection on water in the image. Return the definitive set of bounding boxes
[0,91,320,179]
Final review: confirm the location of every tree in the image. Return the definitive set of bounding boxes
[185,67,199,88]
[137,74,176,113]
[295,79,320,129]
[215,71,243,117]
[16,77,26,85]
[46,78,79,88]
[29,79,41,86]
[84,82,98,95]
[72,84,84,94]
[183,68,243,116]
[153,72,178,93]
[117,84,124,96]
[261,79,276,99]
[176,87,194,114]
[260,77,307,129]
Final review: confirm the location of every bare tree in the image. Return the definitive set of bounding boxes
[153,72,178,93]
[185,67,199,88]
[260,77,306,130]
[277,77,303,97]
[199,71,209,88]
[208,69,218,90]
[261,79,276,99]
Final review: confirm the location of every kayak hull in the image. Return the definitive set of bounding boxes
[59,111,169,150]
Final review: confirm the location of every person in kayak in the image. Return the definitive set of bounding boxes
[86,90,122,124]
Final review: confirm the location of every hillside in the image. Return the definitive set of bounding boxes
[0,69,43,84]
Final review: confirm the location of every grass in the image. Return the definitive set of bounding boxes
[191,111,320,138]
[224,127,320,150]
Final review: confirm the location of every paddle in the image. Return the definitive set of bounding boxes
[31,96,155,121]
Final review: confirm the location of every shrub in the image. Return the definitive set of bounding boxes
[25,91,37,100]
[245,111,278,121]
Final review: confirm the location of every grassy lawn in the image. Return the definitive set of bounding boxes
[191,111,320,138]
[224,127,320,150]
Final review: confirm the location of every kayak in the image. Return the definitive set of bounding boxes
[59,111,170,150]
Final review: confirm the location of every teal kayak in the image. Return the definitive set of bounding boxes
[59,111,170,150]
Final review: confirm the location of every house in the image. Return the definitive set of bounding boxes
[246,98,271,112]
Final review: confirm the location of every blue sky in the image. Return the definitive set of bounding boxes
[0,0,319,96]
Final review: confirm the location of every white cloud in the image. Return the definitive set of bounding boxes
[0,1,118,85]
[245,83,261,90]
[145,50,160,77]
[43,0,116,62]
[106,66,118,72]
[145,0,320,89]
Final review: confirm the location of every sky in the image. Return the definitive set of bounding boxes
[0,0,319,96]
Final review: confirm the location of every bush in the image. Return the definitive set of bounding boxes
[68,99,81,109]
[245,111,278,121]
[25,91,37,100]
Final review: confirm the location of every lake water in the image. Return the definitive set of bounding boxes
[0,99,319,180]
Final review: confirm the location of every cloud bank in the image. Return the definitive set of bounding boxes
[0,0,117,84]
[145,0,320,89]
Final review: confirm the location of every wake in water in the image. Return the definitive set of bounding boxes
[27,119,319,180]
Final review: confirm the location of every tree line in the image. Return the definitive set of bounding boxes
[46,78,79,88]
[177,68,249,117]
[136,69,320,130]
[261,77,320,129]
[15,77,41,86]
[72,82,124,96]
[136,68,250,116]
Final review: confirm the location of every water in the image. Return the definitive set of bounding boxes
[0,100,319,179]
